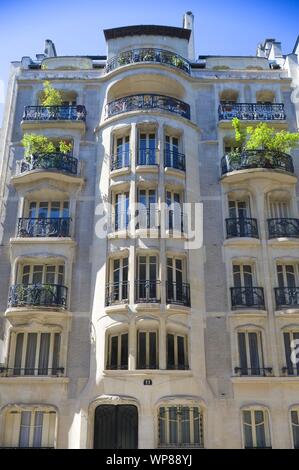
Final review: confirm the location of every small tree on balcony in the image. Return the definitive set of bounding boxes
[22,134,73,161]
[41,81,63,106]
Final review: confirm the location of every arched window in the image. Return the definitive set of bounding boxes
[158,405,203,448]
[290,407,299,449]
[242,407,271,448]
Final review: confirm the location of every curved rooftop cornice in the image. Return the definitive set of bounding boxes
[104,25,191,41]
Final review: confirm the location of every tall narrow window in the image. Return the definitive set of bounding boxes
[137,331,158,369]
[158,406,203,448]
[283,330,299,375]
[138,132,157,165]
[242,409,271,448]
[237,331,264,376]
[167,258,188,305]
[167,333,188,370]
[107,333,128,370]
[136,255,159,302]
[4,409,57,448]
[165,135,181,169]
[11,331,61,376]
[229,200,249,219]
[276,264,299,307]
[291,409,299,449]
[112,135,130,170]
[232,264,260,307]
[137,189,157,229]
[106,258,128,305]
[166,190,183,231]
[113,192,129,231]
[269,201,289,218]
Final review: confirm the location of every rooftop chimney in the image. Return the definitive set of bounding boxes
[44,39,57,58]
[183,11,195,61]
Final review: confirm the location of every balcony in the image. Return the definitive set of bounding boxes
[164,150,186,172]
[166,281,190,307]
[218,103,285,121]
[105,94,190,120]
[108,211,130,234]
[230,286,265,310]
[268,218,299,239]
[234,367,273,377]
[221,150,294,176]
[8,284,68,309]
[21,105,86,132]
[135,280,161,303]
[105,48,191,74]
[110,151,130,172]
[226,218,259,239]
[0,367,64,377]
[274,287,299,308]
[282,366,299,376]
[17,218,71,238]
[20,153,78,175]
[105,281,129,306]
[137,148,158,166]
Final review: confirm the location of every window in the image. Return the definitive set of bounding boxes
[112,192,129,231]
[136,189,158,229]
[277,264,298,288]
[158,406,203,448]
[20,264,65,285]
[167,333,188,370]
[28,201,69,219]
[3,408,56,448]
[165,135,179,167]
[269,201,290,218]
[138,132,157,165]
[242,408,271,448]
[283,331,299,375]
[137,331,158,369]
[106,258,128,304]
[10,331,61,376]
[166,190,183,231]
[136,255,159,302]
[112,135,130,170]
[237,331,264,376]
[276,264,299,307]
[228,200,249,219]
[107,332,128,370]
[167,257,188,305]
[291,408,299,449]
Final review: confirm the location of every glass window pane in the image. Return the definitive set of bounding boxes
[167,334,175,369]
[138,332,146,369]
[25,333,37,374]
[169,408,178,444]
[243,411,253,448]
[19,411,31,448]
[32,412,44,448]
[177,336,186,369]
[149,332,157,369]
[121,333,128,369]
[110,336,118,369]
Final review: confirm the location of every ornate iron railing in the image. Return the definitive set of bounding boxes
[105,281,129,306]
[8,284,68,309]
[282,365,299,376]
[218,103,285,120]
[110,151,130,171]
[137,148,158,166]
[234,367,273,377]
[164,150,186,171]
[226,217,259,238]
[135,280,161,303]
[20,152,78,175]
[268,218,299,238]
[166,281,190,307]
[105,48,191,74]
[230,286,265,309]
[0,367,64,377]
[221,150,294,175]
[105,94,190,120]
[17,217,71,238]
[135,208,160,230]
[274,287,299,308]
[23,105,86,121]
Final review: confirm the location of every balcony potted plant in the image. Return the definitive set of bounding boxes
[22,134,73,169]
[40,81,63,119]
[171,55,185,70]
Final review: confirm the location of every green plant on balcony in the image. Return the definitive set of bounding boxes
[230,118,299,166]
[22,134,73,162]
[41,81,63,107]
[171,56,185,69]
[117,54,128,66]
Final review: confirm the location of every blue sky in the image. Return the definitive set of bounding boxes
[0,0,298,124]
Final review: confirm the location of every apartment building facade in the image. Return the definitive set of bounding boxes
[0,13,299,449]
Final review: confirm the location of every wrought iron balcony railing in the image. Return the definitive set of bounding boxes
[8,284,68,309]
[282,366,299,376]
[23,105,86,121]
[105,94,190,120]
[17,217,71,238]
[0,367,64,377]
[226,217,259,239]
[234,366,273,377]
[108,211,130,232]
[110,151,130,171]
[167,209,185,233]
[166,281,191,307]
[135,280,161,303]
[166,364,190,371]
[164,150,186,171]
[105,281,129,306]
[105,363,128,371]
[230,286,265,309]
[221,150,294,175]
[274,287,299,308]
[105,48,191,74]
[135,208,160,230]
[218,102,285,121]
[137,148,158,166]
[20,153,78,175]
[268,218,299,238]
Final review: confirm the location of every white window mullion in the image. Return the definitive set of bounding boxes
[28,411,35,447]
[48,333,55,374]
[34,333,41,375]
[20,333,28,373]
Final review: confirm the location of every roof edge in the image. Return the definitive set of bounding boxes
[104,25,191,41]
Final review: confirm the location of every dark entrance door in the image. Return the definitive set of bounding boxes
[93,404,138,449]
